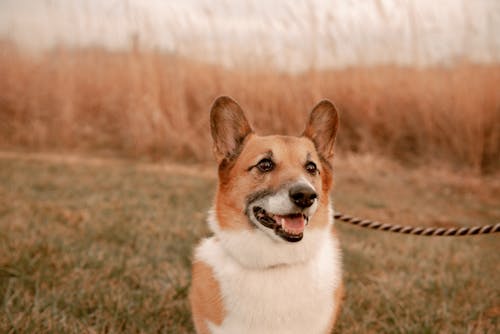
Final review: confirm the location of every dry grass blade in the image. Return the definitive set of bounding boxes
[0,154,499,333]
[0,41,499,173]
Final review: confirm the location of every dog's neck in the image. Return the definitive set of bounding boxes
[207,207,334,270]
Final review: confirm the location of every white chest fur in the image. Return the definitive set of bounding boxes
[194,228,342,334]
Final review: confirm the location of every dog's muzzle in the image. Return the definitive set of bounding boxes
[248,182,318,242]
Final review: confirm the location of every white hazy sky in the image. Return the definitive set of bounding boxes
[0,0,499,70]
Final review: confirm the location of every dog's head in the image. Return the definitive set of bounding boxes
[210,96,338,247]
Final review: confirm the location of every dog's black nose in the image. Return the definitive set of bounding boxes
[289,184,317,208]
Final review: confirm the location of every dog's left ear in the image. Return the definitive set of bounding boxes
[210,96,253,162]
[303,100,339,161]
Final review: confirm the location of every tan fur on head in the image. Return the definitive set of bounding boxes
[210,96,253,163]
[303,100,339,162]
[209,96,339,233]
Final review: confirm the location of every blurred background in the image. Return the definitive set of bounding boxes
[0,0,499,172]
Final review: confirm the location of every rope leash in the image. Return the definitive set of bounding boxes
[334,212,500,236]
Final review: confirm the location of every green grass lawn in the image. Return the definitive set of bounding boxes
[0,154,498,333]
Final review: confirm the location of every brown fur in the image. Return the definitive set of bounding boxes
[328,280,345,332]
[327,227,344,332]
[214,134,332,231]
[189,260,226,334]
[210,96,252,162]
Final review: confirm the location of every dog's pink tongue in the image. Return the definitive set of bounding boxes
[278,215,306,234]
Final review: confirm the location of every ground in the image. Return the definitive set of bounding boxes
[0,152,498,333]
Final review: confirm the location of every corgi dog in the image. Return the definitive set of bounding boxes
[189,96,343,334]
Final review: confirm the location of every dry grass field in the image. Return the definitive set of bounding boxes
[0,152,498,333]
[1,41,499,173]
[0,26,499,332]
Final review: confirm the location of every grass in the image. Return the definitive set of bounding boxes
[1,41,499,173]
[0,152,498,333]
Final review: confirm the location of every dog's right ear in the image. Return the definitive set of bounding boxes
[303,100,339,161]
[210,96,253,162]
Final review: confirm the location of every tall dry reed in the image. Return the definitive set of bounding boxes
[0,41,499,173]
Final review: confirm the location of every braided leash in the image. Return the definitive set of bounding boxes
[334,212,500,236]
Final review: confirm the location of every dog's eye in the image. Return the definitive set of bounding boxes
[305,161,318,175]
[256,158,274,172]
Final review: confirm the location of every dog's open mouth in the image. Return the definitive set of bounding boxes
[252,207,307,242]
